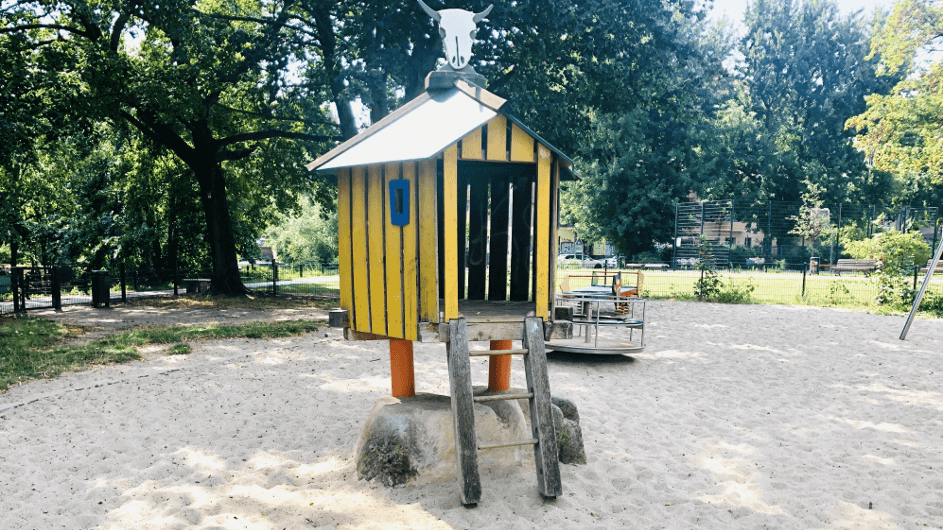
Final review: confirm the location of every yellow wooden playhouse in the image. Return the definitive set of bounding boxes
[307,80,574,345]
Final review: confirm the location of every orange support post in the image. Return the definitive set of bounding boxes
[389,339,416,398]
[488,340,513,391]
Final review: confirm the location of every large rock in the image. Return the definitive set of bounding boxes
[516,393,587,465]
[355,392,528,487]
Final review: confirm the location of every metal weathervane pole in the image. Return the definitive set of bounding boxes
[900,228,943,340]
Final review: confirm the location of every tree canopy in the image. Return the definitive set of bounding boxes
[2,0,941,277]
[847,0,943,209]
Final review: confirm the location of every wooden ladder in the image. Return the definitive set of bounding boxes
[446,316,563,506]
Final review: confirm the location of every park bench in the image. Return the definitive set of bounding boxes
[184,278,211,294]
[919,259,943,275]
[832,259,881,276]
[643,263,669,270]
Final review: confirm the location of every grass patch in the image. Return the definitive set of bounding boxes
[169,343,191,355]
[0,316,325,392]
[118,295,339,311]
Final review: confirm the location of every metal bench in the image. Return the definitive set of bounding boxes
[643,263,669,270]
[919,260,943,275]
[183,278,211,294]
[832,259,881,276]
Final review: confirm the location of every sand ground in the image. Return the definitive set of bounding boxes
[1,301,942,529]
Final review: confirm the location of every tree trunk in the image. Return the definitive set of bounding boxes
[192,154,249,296]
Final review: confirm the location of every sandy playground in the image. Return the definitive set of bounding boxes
[1,301,942,529]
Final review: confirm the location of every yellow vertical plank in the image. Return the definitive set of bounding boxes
[418,159,439,322]
[486,115,508,161]
[443,144,459,321]
[337,168,353,314]
[350,167,371,332]
[535,145,551,319]
[384,163,404,339]
[509,123,535,162]
[367,165,387,336]
[549,160,561,317]
[460,128,483,160]
[401,162,419,340]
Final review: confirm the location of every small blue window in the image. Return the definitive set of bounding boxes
[388,179,410,226]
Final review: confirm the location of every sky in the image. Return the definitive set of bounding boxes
[707,0,899,27]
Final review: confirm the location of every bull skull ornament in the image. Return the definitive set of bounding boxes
[418,0,493,70]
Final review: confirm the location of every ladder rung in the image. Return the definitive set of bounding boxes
[478,438,538,450]
[473,392,533,403]
[468,349,529,357]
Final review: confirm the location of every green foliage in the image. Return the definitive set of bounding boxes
[694,267,723,301]
[843,230,930,275]
[848,0,943,208]
[264,197,338,265]
[788,182,832,246]
[716,281,756,304]
[699,0,902,236]
[169,343,191,355]
[692,265,756,303]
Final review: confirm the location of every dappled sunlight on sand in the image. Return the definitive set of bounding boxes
[688,441,784,516]
[862,454,895,466]
[103,446,452,529]
[806,502,903,530]
[5,301,943,529]
[822,415,912,434]
[855,383,943,411]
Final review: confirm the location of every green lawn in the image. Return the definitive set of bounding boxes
[555,266,943,310]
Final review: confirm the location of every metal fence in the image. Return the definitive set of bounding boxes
[0,262,341,314]
[557,262,937,308]
[673,200,940,269]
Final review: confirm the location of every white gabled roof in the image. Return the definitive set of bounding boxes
[307,82,504,173]
[306,80,577,176]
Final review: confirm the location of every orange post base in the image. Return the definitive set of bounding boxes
[389,339,415,398]
[488,340,513,391]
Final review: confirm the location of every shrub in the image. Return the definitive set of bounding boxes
[694,267,722,301]
[844,230,930,276]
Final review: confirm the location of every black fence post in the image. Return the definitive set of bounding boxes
[698,267,704,302]
[802,261,807,298]
[12,267,21,312]
[273,261,278,296]
[120,262,127,302]
[173,255,179,296]
[914,264,919,291]
[51,266,61,311]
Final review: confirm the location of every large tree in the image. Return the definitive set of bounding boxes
[2,0,338,294]
[847,0,943,208]
[553,1,734,256]
[723,0,900,209]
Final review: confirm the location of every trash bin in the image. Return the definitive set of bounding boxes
[91,270,111,307]
[810,257,819,275]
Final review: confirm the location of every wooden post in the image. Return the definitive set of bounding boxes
[488,340,512,391]
[389,339,415,398]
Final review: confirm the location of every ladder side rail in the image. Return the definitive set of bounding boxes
[447,318,482,505]
[522,317,563,498]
